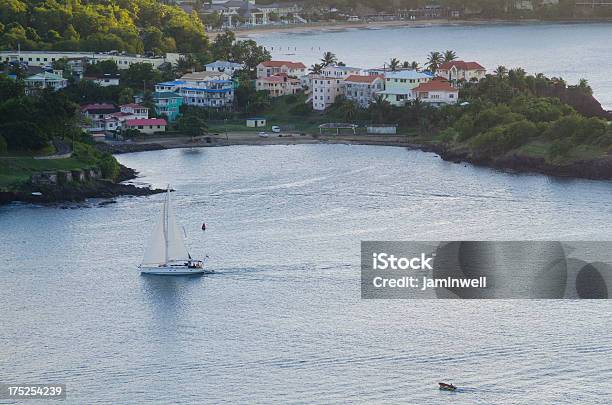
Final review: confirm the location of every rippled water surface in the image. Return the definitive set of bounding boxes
[2,145,612,404]
[250,22,612,109]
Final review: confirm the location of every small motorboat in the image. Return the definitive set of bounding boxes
[438,382,457,391]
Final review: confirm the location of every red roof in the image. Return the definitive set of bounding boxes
[126,118,167,126]
[344,74,384,83]
[414,81,458,92]
[260,60,306,69]
[259,73,300,83]
[439,61,485,71]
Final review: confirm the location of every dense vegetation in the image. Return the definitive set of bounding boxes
[0,75,120,187]
[0,0,208,53]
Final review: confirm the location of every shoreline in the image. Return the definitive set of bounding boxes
[226,18,612,39]
[103,133,612,182]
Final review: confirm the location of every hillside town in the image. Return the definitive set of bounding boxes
[1,47,489,140]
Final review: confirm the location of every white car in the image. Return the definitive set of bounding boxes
[271,126,281,133]
[258,132,269,138]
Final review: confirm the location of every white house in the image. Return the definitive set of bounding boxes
[412,80,459,105]
[344,75,385,108]
[311,65,362,111]
[24,71,67,95]
[204,60,244,75]
[256,60,306,79]
[0,50,181,69]
[124,118,167,134]
[437,61,487,84]
[84,73,120,87]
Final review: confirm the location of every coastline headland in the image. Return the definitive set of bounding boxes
[99,133,612,182]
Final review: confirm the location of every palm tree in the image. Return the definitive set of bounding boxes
[443,50,457,62]
[369,95,392,124]
[309,63,323,75]
[426,51,443,73]
[320,51,337,67]
[408,61,420,71]
[388,58,400,72]
[494,65,508,78]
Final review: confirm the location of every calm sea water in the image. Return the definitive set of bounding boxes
[248,22,612,109]
[2,145,612,403]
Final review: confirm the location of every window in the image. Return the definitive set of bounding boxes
[449,94,455,99]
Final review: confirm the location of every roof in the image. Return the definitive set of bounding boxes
[85,73,120,80]
[438,61,486,71]
[258,73,300,83]
[121,103,147,109]
[25,71,64,81]
[385,70,433,80]
[247,117,266,120]
[413,81,458,92]
[181,71,230,81]
[81,103,117,112]
[260,60,306,69]
[344,74,383,84]
[126,118,167,126]
[205,60,243,68]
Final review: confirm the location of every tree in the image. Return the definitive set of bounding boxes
[309,63,323,75]
[320,51,337,67]
[494,65,508,78]
[388,58,400,72]
[119,87,135,105]
[426,51,443,73]
[121,62,162,90]
[443,50,457,62]
[368,95,392,124]
[177,114,208,140]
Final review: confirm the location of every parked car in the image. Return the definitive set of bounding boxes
[271,126,281,133]
[258,132,269,138]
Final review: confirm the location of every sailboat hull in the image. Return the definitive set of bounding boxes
[139,265,213,275]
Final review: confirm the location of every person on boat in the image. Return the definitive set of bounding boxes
[201,222,206,231]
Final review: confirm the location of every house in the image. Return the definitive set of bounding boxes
[84,73,120,87]
[437,61,487,84]
[412,80,459,105]
[124,118,167,134]
[344,75,385,108]
[256,73,302,97]
[311,65,362,111]
[0,50,182,70]
[256,60,306,79]
[120,103,149,118]
[144,92,184,122]
[24,71,67,95]
[377,70,433,106]
[246,117,266,127]
[204,60,244,75]
[155,71,234,109]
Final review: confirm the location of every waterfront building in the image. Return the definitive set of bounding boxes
[81,103,153,139]
[155,71,234,109]
[0,50,181,70]
[412,80,459,105]
[437,61,487,84]
[256,73,302,97]
[344,75,385,108]
[256,60,306,79]
[24,71,67,95]
[146,92,184,122]
[204,60,244,75]
[377,70,433,106]
[311,65,362,111]
[83,73,120,87]
[124,118,167,134]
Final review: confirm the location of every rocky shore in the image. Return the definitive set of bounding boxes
[0,165,164,206]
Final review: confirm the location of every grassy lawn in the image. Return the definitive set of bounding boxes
[0,154,97,191]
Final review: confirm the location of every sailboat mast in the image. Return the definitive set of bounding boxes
[164,187,169,264]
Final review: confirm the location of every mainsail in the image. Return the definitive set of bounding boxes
[141,188,190,266]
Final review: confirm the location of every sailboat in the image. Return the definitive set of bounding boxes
[139,187,210,275]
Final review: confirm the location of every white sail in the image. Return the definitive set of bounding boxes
[141,200,167,266]
[165,191,190,262]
